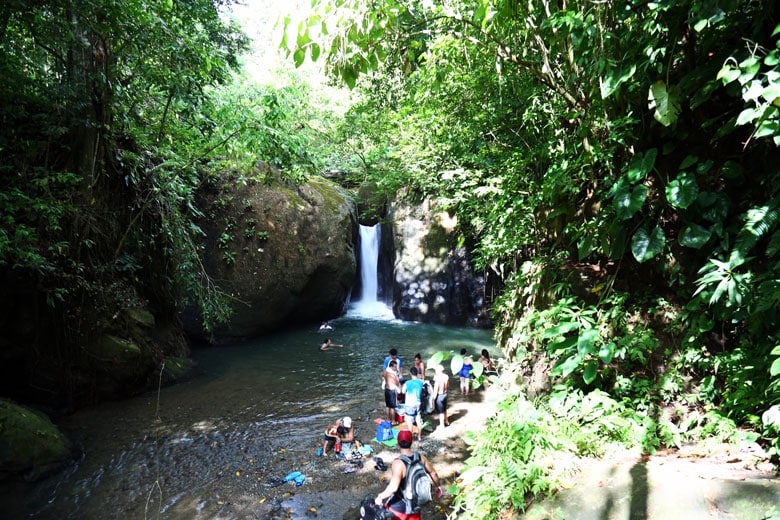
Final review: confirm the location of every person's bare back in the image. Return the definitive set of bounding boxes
[433,370,449,394]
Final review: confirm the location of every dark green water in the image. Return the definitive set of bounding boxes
[0,310,495,519]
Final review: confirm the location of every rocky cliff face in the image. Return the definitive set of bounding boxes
[184,170,358,342]
[389,198,495,328]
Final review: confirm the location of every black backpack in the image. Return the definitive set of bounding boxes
[359,497,394,519]
[399,451,433,512]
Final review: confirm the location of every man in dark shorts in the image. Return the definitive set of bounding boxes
[383,359,401,424]
[432,364,449,430]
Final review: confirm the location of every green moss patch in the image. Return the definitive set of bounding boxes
[0,399,74,481]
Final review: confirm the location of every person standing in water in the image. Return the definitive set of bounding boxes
[318,320,333,333]
[382,359,402,424]
[383,348,404,382]
[432,364,449,430]
[401,367,425,441]
[458,348,474,395]
[413,353,426,381]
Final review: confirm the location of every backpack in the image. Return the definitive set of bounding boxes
[376,420,393,442]
[359,497,393,519]
[399,451,433,511]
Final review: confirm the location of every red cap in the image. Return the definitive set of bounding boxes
[397,429,413,446]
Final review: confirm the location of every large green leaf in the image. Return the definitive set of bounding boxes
[648,80,682,127]
[578,233,596,260]
[697,192,731,222]
[583,360,598,384]
[577,328,598,356]
[600,64,637,99]
[552,354,583,378]
[607,221,628,260]
[679,224,712,248]
[598,342,615,364]
[771,357,780,377]
[666,171,699,209]
[549,336,578,352]
[614,185,648,221]
[631,226,665,263]
[627,149,657,183]
[543,322,580,338]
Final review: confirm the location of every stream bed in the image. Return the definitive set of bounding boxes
[0,309,495,519]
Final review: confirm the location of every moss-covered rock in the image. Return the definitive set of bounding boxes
[184,168,358,342]
[0,399,74,481]
[160,356,198,385]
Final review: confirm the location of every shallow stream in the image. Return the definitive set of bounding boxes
[0,306,494,519]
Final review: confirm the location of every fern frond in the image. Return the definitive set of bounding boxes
[733,198,780,259]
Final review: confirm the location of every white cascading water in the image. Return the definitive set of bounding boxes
[349,224,394,318]
[360,224,379,301]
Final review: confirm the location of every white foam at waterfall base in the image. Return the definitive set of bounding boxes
[347,299,395,319]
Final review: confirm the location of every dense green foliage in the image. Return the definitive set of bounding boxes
[283,0,780,516]
[2,0,779,514]
[0,1,339,405]
[1,0,248,330]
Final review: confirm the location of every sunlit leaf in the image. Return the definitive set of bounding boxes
[631,226,665,263]
[598,342,615,364]
[577,328,598,356]
[648,80,681,127]
[679,224,712,248]
[557,354,582,378]
[614,185,647,220]
[666,171,699,209]
[450,354,464,375]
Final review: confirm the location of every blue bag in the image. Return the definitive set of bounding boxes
[376,420,393,441]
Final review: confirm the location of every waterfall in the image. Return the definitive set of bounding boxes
[350,224,393,318]
[360,224,379,301]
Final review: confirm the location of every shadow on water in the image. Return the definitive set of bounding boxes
[0,310,495,519]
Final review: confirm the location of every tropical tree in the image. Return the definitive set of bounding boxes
[0,0,250,403]
[283,0,780,515]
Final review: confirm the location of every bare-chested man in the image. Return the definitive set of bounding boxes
[382,359,402,424]
[432,364,450,429]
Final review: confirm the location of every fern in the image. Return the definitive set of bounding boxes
[732,198,780,262]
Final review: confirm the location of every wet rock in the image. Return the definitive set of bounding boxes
[389,197,495,328]
[0,399,75,481]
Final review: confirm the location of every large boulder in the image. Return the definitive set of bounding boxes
[389,198,494,328]
[185,170,357,342]
[0,399,75,481]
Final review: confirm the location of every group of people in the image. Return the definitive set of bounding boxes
[381,349,453,440]
[457,348,498,395]
[314,322,498,519]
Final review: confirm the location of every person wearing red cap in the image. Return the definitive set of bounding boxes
[374,429,442,519]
